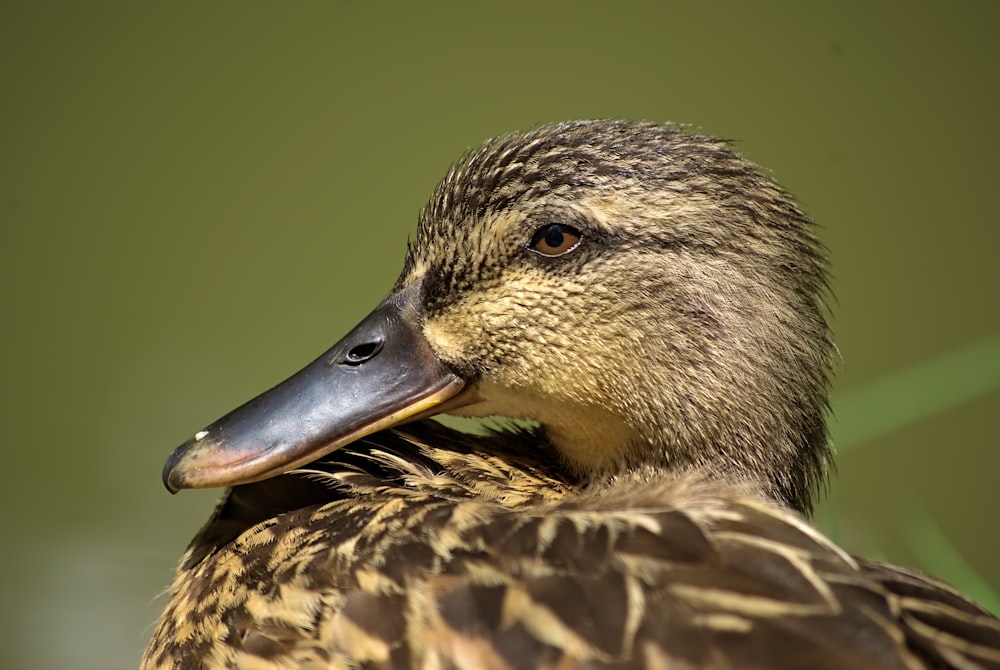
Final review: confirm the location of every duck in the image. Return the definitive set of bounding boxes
[142,120,1000,669]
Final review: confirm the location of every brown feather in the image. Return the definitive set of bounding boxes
[144,423,1000,669]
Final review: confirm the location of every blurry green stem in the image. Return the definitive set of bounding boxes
[904,514,1000,615]
[831,331,1000,451]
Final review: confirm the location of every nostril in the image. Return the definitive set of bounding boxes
[343,340,383,365]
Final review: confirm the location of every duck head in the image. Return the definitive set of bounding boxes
[163,120,833,513]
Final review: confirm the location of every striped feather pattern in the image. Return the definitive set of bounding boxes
[142,422,1000,669]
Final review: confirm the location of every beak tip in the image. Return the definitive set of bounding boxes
[163,475,180,495]
[162,441,190,494]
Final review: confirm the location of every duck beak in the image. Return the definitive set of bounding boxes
[162,283,466,493]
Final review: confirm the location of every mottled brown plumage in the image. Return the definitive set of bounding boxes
[143,121,1000,669]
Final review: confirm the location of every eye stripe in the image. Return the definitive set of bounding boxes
[530,224,582,257]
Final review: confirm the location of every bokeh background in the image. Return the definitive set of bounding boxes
[3,3,998,668]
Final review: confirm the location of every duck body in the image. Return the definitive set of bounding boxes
[145,423,999,669]
[143,121,1000,669]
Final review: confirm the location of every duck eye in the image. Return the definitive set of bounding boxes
[530,223,582,257]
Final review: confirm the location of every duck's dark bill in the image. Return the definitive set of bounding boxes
[162,284,465,493]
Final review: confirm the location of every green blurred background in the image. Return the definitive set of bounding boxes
[3,2,998,668]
